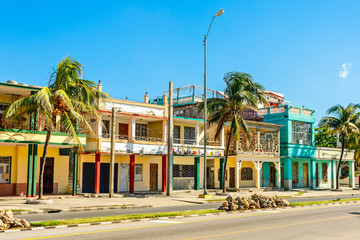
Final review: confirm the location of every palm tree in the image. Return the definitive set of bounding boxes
[200,72,267,193]
[4,56,107,199]
[319,104,360,189]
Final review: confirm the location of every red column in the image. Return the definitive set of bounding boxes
[162,155,167,192]
[129,155,135,193]
[94,152,101,194]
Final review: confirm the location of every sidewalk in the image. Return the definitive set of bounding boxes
[1,188,359,212]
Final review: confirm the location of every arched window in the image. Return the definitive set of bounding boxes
[241,167,253,181]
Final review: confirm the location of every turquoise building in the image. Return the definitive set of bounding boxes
[260,105,356,190]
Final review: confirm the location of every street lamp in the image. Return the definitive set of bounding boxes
[203,9,224,196]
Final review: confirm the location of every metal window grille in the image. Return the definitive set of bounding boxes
[135,123,147,138]
[241,167,253,181]
[322,163,328,182]
[173,125,180,144]
[184,127,195,145]
[292,121,312,145]
[173,165,194,177]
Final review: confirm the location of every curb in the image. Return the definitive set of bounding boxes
[2,201,359,234]
[12,205,153,215]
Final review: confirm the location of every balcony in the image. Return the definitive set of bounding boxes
[229,125,280,157]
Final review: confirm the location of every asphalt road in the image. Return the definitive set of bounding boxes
[5,202,360,240]
[24,194,360,223]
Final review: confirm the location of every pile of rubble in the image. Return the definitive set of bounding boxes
[0,209,30,230]
[219,194,290,211]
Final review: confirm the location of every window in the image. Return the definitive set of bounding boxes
[292,121,312,145]
[59,148,71,156]
[118,123,129,138]
[241,167,253,181]
[102,120,110,138]
[0,157,11,183]
[0,103,9,128]
[173,125,180,144]
[184,126,195,145]
[136,123,147,138]
[135,164,143,181]
[173,165,194,177]
[322,163,328,183]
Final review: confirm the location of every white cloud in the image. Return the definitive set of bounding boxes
[339,63,352,79]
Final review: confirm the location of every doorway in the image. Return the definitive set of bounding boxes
[119,163,129,192]
[150,163,158,191]
[303,163,309,187]
[41,158,54,194]
[269,163,276,187]
[292,162,299,188]
[229,167,235,188]
[206,159,215,189]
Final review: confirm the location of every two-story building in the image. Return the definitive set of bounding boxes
[0,81,86,196]
[260,105,356,190]
[80,83,168,194]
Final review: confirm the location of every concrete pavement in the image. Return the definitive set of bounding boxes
[22,194,360,223]
[4,202,360,239]
[1,188,360,212]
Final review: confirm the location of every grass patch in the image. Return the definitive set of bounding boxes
[296,191,307,196]
[205,199,226,202]
[70,204,133,209]
[290,198,360,206]
[6,209,30,212]
[30,209,222,227]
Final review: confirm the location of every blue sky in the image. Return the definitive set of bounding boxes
[1,0,359,124]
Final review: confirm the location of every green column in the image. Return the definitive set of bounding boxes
[298,162,303,188]
[194,157,200,190]
[32,144,38,197]
[310,158,316,190]
[283,157,292,190]
[262,162,269,187]
[349,161,355,188]
[26,144,33,197]
[72,148,78,196]
[219,158,225,189]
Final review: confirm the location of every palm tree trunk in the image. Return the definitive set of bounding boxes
[336,137,345,190]
[222,131,233,193]
[38,130,51,199]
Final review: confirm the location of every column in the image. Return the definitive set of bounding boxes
[318,162,323,187]
[220,127,225,148]
[162,155,166,192]
[262,162,269,187]
[26,144,33,197]
[129,154,135,193]
[72,148,78,196]
[310,158,316,190]
[235,159,242,190]
[219,158,225,189]
[195,122,200,145]
[130,117,136,141]
[162,120,167,143]
[349,161,355,188]
[94,152,101,194]
[194,157,200,190]
[254,161,263,189]
[283,157,292,190]
[31,145,38,197]
[331,160,337,189]
[298,162,304,188]
[274,161,281,188]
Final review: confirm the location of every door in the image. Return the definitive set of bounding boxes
[292,162,298,188]
[119,123,129,139]
[269,164,276,187]
[119,163,129,192]
[41,158,54,194]
[150,163,158,191]
[100,163,118,193]
[81,163,118,193]
[303,163,309,187]
[229,167,235,188]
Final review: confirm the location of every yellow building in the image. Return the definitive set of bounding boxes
[0,82,86,196]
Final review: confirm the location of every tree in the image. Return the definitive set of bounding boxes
[319,104,360,189]
[315,126,338,148]
[5,56,107,199]
[200,72,267,193]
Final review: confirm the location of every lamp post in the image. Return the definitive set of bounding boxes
[203,9,224,196]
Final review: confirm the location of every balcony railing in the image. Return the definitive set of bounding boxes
[230,130,280,156]
[173,138,221,147]
[134,136,164,142]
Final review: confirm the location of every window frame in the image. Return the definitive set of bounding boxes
[291,121,312,145]
[0,156,11,184]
